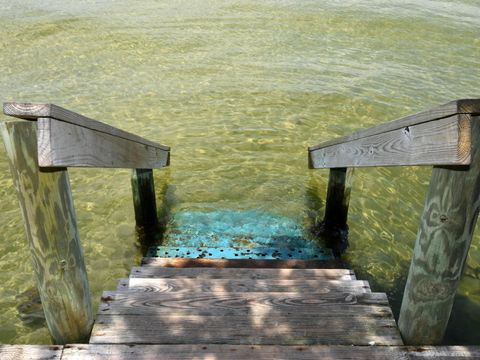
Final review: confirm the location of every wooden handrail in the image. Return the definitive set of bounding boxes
[309,99,480,169]
[1,102,170,344]
[4,102,170,168]
[3,102,169,150]
[308,99,480,346]
[309,99,480,151]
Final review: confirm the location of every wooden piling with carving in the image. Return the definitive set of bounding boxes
[398,115,479,344]
[309,99,480,344]
[1,102,170,344]
[0,121,93,344]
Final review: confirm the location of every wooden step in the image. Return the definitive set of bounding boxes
[141,257,342,268]
[98,291,390,316]
[94,265,401,347]
[119,278,371,293]
[0,345,63,360]
[2,344,479,359]
[130,267,355,280]
[145,246,334,260]
[90,314,402,345]
[61,344,480,360]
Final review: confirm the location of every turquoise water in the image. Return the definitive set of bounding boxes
[149,209,334,258]
[0,0,479,344]
[163,210,320,247]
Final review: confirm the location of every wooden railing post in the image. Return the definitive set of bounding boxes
[131,169,158,229]
[321,167,354,254]
[324,167,353,230]
[398,114,479,344]
[0,121,93,344]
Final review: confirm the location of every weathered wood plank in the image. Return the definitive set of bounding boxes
[140,257,344,269]
[90,314,402,345]
[130,267,355,280]
[0,121,93,344]
[116,278,129,291]
[60,344,480,360]
[404,346,480,359]
[309,114,470,168]
[3,102,169,150]
[398,115,480,345]
[131,169,158,228]
[124,278,370,294]
[37,118,169,168]
[0,345,63,360]
[308,98,480,151]
[98,291,391,316]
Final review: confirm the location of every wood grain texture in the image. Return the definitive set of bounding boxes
[60,345,480,360]
[2,344,479,360]
[398,115,480,344]
[308,98,480,151]
[3,102,169,150]
[37,118,169,168]
[131,169,158,228]
[309,114,470,168]
[98,291,390,316]
[0,121,93,344]
[140,257,345,269]
[0,345,63,360]
[116,278,129,291]
[123,278,371,294]
[130,267,355,280]
[90,314,402,345]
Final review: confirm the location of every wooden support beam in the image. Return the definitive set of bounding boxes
[131,169,158,229]
[398,114,479,344]
[0,121,93,344]
[324,168,353,230]
[320,168,354,255]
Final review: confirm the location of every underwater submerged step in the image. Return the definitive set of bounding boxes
[163,210,318,248]
[146,246,334,260]
[161,210,333,259]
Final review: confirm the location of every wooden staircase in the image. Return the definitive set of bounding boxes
[3,102,480,359]
[89,258,402,348]
[3,259,479,360]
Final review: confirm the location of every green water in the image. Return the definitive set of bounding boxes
[0,0,479,344]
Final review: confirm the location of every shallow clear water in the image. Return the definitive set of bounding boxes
[0,0,479,344]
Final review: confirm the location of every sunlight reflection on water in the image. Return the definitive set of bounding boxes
[0,0,478,344]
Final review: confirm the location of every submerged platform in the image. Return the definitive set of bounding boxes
[162,210,326,249]
[146,245,333,260]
